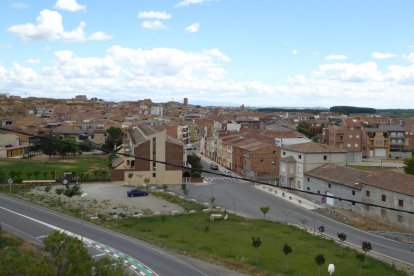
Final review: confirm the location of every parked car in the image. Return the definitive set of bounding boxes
[127,189,149,197]
[223,171,232,176]
[210,163,219,170]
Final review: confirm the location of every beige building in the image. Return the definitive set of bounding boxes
[279,142,347,190]
[111,125,187,185]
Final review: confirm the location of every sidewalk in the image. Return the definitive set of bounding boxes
[254,184,321,210]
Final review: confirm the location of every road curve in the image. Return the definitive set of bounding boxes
[0,194,241,276]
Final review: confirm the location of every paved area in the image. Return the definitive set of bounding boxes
[254,184,321,210]
[32,183,183,216]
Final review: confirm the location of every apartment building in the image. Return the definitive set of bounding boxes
[321,118,363,162]
[111,125,186,185]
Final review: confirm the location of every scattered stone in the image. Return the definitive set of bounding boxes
[189,210,196,214]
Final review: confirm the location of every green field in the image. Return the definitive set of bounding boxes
[97,213,405,276]
[0,155,108,183]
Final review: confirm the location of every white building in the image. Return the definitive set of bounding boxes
[279,142,347,190]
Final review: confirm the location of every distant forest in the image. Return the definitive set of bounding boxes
[257,106,414,116]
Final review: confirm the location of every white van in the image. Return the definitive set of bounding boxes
[186,143,193,150]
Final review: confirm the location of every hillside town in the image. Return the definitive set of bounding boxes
[1,94,413,231]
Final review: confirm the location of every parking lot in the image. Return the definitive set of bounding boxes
[33,183,184,217]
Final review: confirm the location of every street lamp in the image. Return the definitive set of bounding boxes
[328,263,335,275]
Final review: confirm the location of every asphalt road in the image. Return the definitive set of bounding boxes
[176,157,414,267]
[0,194,242,276]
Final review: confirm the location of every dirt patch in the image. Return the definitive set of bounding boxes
[316,208,410,233]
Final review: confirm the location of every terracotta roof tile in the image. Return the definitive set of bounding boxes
[281,142,347,153]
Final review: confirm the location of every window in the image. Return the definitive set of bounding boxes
[356,135,360,138]
[352,190,355,196]
[152,173,156,177]
[382,195,386,202]
[273,150,276,154]
[352,201,355,206]
[307,187,310,191]
[366,190,370,197]
[349,135,353,138]
[298,154,302,159]
[297,181,301,189]
[381,209,386,218]
[328,183,331,188]
[283,151,286,156]
[347,143,351,147]
[307,177,310,182]
[355,144,359,147]
[317,190,320,194]
[399,199,404,207]
[397,215,403,223]
[323,155,327,160]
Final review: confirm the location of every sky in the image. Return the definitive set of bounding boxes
[1,0,414,108]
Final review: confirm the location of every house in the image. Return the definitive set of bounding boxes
[305,164,414,230]
[279,142,347,190]
[110,124,187,185]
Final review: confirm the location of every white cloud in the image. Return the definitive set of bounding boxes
[138,11,171,20]
[175,0,217,7]
[292,49,298,55]
[403,53,414,63]
[54,0,85,12]
[88,31,113,41]
[5,46,414,108]
[8,9,112,42]
[185,22,200,33]
[142,21,166,29]
[372,52,396,59]
[314,62,382,82]
[9,2,29,9]
[25,58,40,64]
[325,54,347,60]
[205,48,230,62]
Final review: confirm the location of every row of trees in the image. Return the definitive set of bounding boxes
[0,169,109,184]
[0,227,125,275]
[258,206,373,273]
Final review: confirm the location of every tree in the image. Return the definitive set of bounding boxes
[362,241,372,263]
[57,137,79,158]
[260,206,270,219]
[187,153,203,177]
[282,244,292,271]
[315,254,325,276]
[55,188,64,206]
[297,122,312,138]
[43,231,125,275]
[251,236,262,264]
[104,127,123,151]
[337,232,347,255]
[26,172,32,180]
[403,156,414,175]
[40,132,58,159]
[63,184,82,206]
[33,170,40,180]
[43,231,93,275]
[128,173,133,185]
[318,225,325,248]
[79,140,96,152]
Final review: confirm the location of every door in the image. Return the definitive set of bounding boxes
[326,192,334,206]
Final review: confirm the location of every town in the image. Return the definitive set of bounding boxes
[1,93,413,275]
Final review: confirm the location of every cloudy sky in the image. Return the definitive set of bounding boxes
[1,0,414,108]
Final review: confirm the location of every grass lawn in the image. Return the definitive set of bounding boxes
[97,213,405,276]
[0,155,108,182]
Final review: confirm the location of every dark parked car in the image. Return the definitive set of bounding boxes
[210,163,219,170]
[127,189,148,197]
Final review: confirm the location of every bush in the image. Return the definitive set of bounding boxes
[191,171,201,177]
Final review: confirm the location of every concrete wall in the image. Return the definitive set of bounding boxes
[362,186,414,230]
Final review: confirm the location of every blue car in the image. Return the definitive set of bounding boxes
[127,189,149,197]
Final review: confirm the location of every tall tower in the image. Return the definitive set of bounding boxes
[184,97,188,105]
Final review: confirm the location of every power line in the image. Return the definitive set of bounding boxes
[1,126,413,215]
